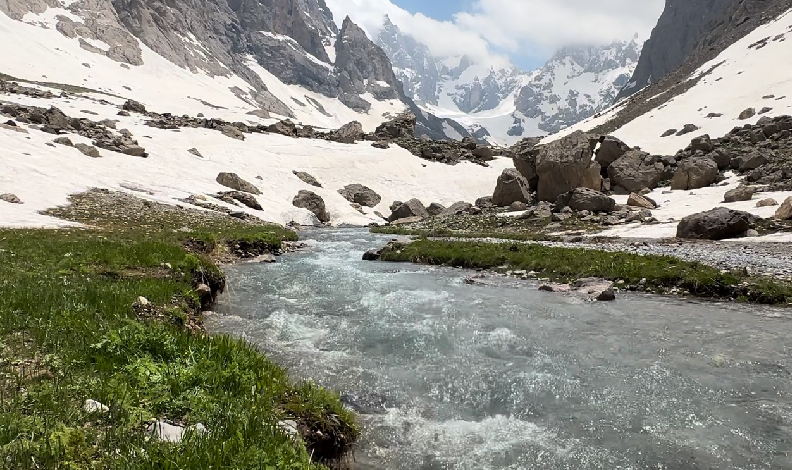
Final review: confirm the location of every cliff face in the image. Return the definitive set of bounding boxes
[617,0,733,100]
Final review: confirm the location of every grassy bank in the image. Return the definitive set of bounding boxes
[379,240,792,305]
[0,193,358,469]
[370,225,557,242]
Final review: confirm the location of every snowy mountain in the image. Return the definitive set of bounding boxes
[376,17,641,145]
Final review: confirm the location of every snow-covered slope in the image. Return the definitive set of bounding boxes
[376,16,642,146]
[545,8,792,155]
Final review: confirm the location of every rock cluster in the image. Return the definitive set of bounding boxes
[0,101,147,157]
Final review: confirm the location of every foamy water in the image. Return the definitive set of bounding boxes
[209,229,792,469]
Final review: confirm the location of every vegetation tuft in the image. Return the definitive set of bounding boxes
[0,192,358,469]
[379,240,792,305]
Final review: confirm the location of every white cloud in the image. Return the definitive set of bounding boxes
[325,0,665,68]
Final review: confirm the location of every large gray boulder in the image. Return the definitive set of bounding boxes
[671,156,718,190]
[594,136,630,168]
[292,190,329,223]
[556,188,616,213]
[608,150,667,192]
[388,198,428,222]
[730,151,769,172]
[338,184,381,207]
[427,203,446,216]
[492,168,532,207]
[216,172,261,195]
[442,201,474,216]
[676,207,759,240]
[535,131,602,202]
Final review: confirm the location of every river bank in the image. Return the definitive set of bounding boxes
[0,190,358,469]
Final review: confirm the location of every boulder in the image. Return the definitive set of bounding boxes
[723,186,756,203]
[707,149,732,170]
[427,203,447,216]
[675,124,700,136]
[690,134,714,153]
[556,188,615,212]
[676,208,760,240]
[627,193,657,209]
[267,120,297,136]
[670,156,718,190]
[492,168,532,207]
[375,113,416,139]
[756,198,778,207]
[219,124,245,140]
[332,121,364,143]
[216,172,261,195]
[0,193,22,204]
[508,201,530,212]
[608,150,667,193]
[472,146,494,160]
[738,108,756,120]
[535,131,601,201]
[776,196,792,220]
[338,184,381,207]
[293,171,322,188]
[222,191,262,210]
[292,190,330,223]
[388,198,428,222]
[372,140,390,149]
[53,136,74,147]
[75,143,100,158]
[475,196,494,208]
[730,151,768,172]
[594,136,630,168]
[661,129,677,137]
[442,201,474,216]
[122,99,146,114]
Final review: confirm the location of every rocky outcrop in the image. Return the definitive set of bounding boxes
[555,188,615,213]
[388,199,429,222]
[608,151,668,192]
[293,171,322,188]
[492,169,532,207]
[216,173,261,195]
[375,113,416,139]
[670,157,718,190]
[330,121,364,144]
[338,184,381,207]
[292,190,329,223]
[676,207,759,240]
[534,132,602,202]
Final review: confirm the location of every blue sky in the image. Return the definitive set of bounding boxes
[326,0,665,71]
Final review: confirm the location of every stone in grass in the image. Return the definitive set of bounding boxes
[84,399,109,414]
[147,420,207,444]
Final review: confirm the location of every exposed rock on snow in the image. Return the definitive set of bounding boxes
[756,198,778,207]
[75,143,100,158]
[292,190,329,223]
[330,121,364,144]
[738,108,756,120]
[388,198,428,222]
[492,168,532,207]
[217,191,262,211]
[723,185,756,203]
[676,207,759,240]
[338,184,381,208]
[122,100,147,114]
[627,193,657,209]
[670,156,719,190]
[216,173,261,195]
[293,171,322,188]
[1,193,22,204]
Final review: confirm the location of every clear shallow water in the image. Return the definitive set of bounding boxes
[208,229,792,469]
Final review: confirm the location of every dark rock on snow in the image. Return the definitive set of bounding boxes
[676,207,759,240]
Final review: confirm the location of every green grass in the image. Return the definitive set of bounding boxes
[379,240,792,305]
[0,226,357,469]
[370,225,557,242]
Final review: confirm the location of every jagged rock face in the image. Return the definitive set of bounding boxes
[377,16,440,105]
[618,0,733,100]
[335,17,401,111]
